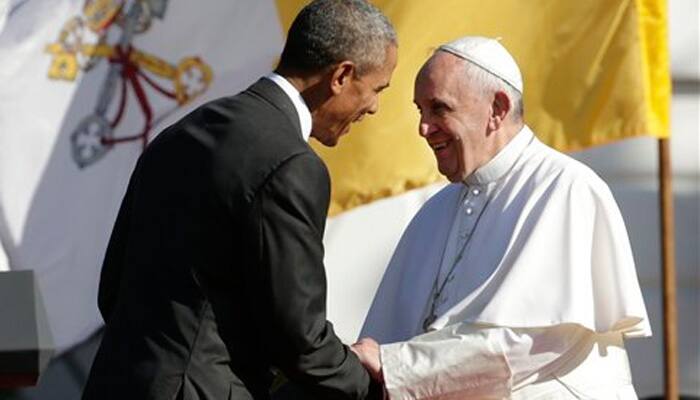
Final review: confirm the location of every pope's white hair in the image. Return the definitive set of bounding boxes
[458,57,524,121]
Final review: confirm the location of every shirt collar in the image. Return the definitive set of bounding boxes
[265,72,312,142]
[465,125,533,185]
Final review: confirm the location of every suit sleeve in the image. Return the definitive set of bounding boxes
[257,152,376,400]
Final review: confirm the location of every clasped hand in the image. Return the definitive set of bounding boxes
[350,337,383,382]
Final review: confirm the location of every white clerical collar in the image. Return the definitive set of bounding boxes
[265,72,312,142]
[465,125,533,185]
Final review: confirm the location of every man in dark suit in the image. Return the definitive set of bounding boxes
[81,1,397,399]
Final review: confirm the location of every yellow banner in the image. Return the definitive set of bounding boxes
[276,0,671,215]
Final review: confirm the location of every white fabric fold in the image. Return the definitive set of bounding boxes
[381,323,513,400]
[379,323,624,400]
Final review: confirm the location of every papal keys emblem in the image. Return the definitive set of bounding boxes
[46,0,213,168]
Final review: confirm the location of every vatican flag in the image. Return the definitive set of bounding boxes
[0,0,286,351]
[0,0,669,351]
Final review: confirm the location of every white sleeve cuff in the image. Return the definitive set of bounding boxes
[380,326,512,399]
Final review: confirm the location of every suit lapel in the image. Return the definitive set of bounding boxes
[247,78,303,138]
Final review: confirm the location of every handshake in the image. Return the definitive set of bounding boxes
[350,337,383,383]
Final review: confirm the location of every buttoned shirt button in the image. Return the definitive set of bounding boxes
[465,207,473,215]
[472,188,480,196]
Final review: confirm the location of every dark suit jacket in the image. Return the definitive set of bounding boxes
[82,79,378,400]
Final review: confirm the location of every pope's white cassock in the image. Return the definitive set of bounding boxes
[361,126,651,399]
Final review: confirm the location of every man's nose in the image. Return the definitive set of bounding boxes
[419,121,436,137]
[367,96,379,115]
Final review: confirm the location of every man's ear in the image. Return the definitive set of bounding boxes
[489,90,511,130]
[330,61,356,95]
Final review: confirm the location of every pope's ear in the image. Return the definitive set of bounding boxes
[330,61,356,95]
[490,90,511,129]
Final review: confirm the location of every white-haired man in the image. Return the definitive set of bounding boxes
[352,37,650,399]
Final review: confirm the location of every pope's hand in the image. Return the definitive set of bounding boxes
[351,337,383,382]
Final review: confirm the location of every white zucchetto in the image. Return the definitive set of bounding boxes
[438,36,523,93]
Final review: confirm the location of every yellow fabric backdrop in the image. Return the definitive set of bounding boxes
[276,0,670,216]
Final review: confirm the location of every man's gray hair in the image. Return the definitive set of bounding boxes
[278,0,397,75]
[461,60,524,121]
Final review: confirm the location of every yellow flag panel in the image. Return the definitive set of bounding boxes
[276,0,670,215]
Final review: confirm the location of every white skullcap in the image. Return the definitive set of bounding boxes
[438,36,523,93]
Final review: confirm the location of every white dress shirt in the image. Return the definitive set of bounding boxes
[265,72,312,142]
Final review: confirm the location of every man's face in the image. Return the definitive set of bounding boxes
[413,52,495,182]
[311,45,398,146]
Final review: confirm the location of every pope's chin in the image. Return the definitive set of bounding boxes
[437,162,465,183]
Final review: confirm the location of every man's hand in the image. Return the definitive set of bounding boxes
[351,337,383,382]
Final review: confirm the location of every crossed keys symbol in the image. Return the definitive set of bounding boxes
[45,0,213,168]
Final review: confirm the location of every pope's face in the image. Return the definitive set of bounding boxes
[312,45,398,147]
[414,52,495,182]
